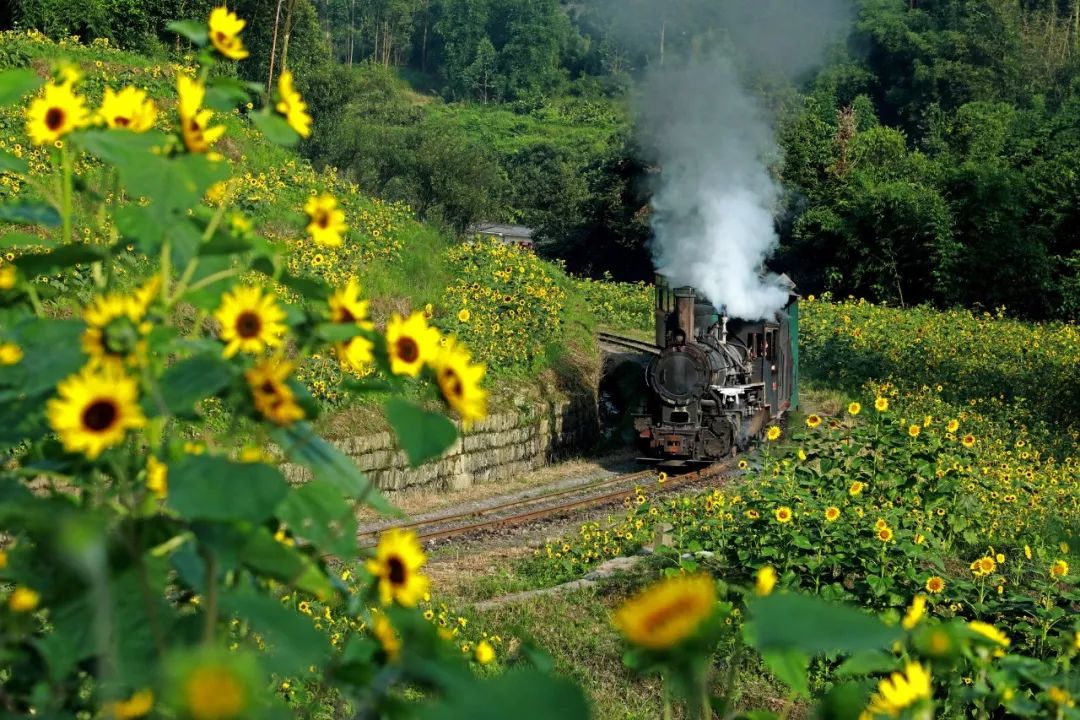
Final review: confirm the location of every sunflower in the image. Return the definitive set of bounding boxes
[208,6,249,60]
[946,419,960,433]
[245,358,305,426]
[961,434,975,448]
[0,264,17,290]
[969,556,996,577]
[26,79,90,146]
[968,621,1010,651]
[431,337,487,427]
[874,518,888,531]
[908,424,921,438]
[0,341,23,365]
[214,286,287,357]
[612,573,715,650]
[181,662,249,720]
[766,425,781,441]
[848,401,861,415]
[385,311,439,377]
[849,480,864,496]
[457,308,471,322]
[8,586,40,613]
[824,506,840,522]
[97,86,157,131]
[275,69,311,138]
[82,285,154,368]
[474,640,495,665]
[874,397,889,412]
[1050,559,1069,578]
[372,614,401,662]
[861,662,932,718]
[328,279,374,372]
[806,414,822,428]
[146,455,168,499]
[177,74,225,155]
[304,193,347,247]
[877,527,894,542]
[755,566,776,596]
[901,594,927,630]
[774,506,793,523]
[925,576,946,594]
[366,528,430,607]
[102,688,154,720]
[46,364,146,459]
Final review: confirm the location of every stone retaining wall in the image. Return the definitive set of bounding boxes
[282,394,599,494]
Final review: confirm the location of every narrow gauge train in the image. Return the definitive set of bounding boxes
[634,276,799,464]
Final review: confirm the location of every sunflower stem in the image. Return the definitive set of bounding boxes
[202,550,219,645]
[60,142,73,246]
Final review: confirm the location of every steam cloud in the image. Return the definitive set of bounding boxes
[638,0,852,320]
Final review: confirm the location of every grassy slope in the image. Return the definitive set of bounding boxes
[0,31,614,438]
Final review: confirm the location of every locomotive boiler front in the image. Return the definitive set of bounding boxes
[646,339,747,406]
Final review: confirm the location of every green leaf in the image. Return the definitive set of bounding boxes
[250,110,298,146]
[168,456,288,523]
[220,590,331,677]
[385,397,458,467]
[199,235,253,256]
[0,69,42,107]
[167,19,208,46]
[834,650,899,678]
[205,77,255,111]
[314,323,365,342]
[0,200,61,226]
[276,480,358,557]
[762,649,810,698]
[239,527,335,599]
[252,257,329,298]
[158,353,235,416]
[0,149,28,173]
[746,593,901,654]
[269,423,396,515]
[14,244,105,276]
[418,669,590,720]
[0,318,85,396]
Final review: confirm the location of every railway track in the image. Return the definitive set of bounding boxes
[358,460,734,546]
[597,331,661,356]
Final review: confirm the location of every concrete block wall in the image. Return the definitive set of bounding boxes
[281,394,599,494]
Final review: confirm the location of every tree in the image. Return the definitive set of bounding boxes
[465,36,498,101]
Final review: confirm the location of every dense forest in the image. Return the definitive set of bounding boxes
[4,0,1080,320]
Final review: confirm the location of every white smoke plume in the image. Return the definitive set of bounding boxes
[637,1,852,320]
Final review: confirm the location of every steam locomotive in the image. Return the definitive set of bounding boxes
[633,277,799,463]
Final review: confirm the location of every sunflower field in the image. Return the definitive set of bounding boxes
[514,298,1080,718]
[0,9,606,719]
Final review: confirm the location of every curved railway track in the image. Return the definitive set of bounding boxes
[358,460,734,546]
[597,331,660,356]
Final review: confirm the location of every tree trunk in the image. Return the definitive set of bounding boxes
[280,0,298,74]
[267,0,286,92]
[659,19,665,67]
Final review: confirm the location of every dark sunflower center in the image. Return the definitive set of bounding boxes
[215,31,227,43]
[45,107,66,131]
[82,399,119,432]
[395,337,419,363]
[315,211,330,229]
[387,555,407,586]
[260,380,276,394]
[236,311,262,338]
[337,308,355,323]
[115,116,131,127]
[642,596,697,634]
[187,117,203,133]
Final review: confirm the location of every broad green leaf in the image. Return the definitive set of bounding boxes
[314,323,365,342]
[205,77,254,111]
[114,205,165,255]
[15,244,105,276]
[168,456,288,523]
[239,527,334,599]
[0,69,42,106]
[276,480,358,557]
[762,649,810,698]
[250,110,299,146]
[269,423,395,515]
[158,353,235,416]
[167,19,208,46]
[746,593,901,654]
[199,234,253,256]
[834,650,899,678]
[0,318,85,396]
[417,669,590,720]
[385,397,458,467]
[220,590,331,677]
[0,149,28,173]
[0,200,61,226]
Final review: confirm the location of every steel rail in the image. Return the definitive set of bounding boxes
[597,331,661,355]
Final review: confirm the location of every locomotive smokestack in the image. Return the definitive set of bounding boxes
[674,286,695,343]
